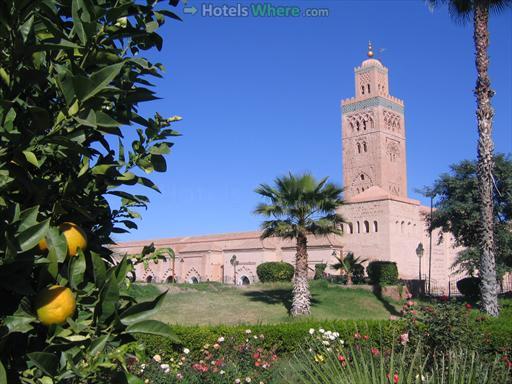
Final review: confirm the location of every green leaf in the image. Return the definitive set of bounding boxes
[124,320,179,341]
[0,360,6,384]
[98,277,119,322]
[3,313,35,334]
[27,352,59,376]
[149,143,170,155]
[71,0,87,44]
[69,250,86,289]
[119,290,167,326]
[88,334,110,356]
[19,15,34,42]
[91,252,107,288]
[46,227,68,263]
[22,150,39,167]
[16,219,50,252]
[77,62,124,102]
[91,164,117,175]
[17,206,40,232]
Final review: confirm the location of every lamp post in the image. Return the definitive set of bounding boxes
[230,254,238,285]
[416,243,424,291]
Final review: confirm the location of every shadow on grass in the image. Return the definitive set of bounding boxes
[242,289,320,315]
[372,285,402,317]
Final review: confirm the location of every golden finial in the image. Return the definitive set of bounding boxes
[367,40,374,58]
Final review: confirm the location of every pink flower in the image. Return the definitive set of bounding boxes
[354,332,361,339]
[371,347,380,356]
[399,332,409,346]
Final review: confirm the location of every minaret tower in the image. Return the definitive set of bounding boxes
[341,42,407,200]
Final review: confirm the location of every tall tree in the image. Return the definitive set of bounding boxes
[429,154,512,278]
[427,0,511,316]
[255,173,344,316]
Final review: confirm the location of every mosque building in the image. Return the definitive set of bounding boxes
[111,44,462,293]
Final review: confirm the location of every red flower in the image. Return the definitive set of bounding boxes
[371,347,380,356]
[255,360,261,367]
[363,335,369,341]
[338,355,345,362]
[214,358,224,367]
[465,303,473,310]
[252,352,260,359]
[439,295,449,302]
[393,373,399,383]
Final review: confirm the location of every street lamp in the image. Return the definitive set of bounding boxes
[230,254,239,285]
[416,243,424,282]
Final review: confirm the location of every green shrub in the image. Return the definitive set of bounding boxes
[257,262,294,282]
[138,320,405,358]
[457,277,481,298]
[366,261,399,285]
[314,263,327,279]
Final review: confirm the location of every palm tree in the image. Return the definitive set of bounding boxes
[331,252,368,286]
[427,0,511,316]
[254,173,344,316]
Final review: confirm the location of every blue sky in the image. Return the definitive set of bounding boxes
[114,0,512,242]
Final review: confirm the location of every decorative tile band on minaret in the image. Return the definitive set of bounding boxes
[341,43,408,200]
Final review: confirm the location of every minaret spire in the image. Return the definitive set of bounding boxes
[367,41,374,58]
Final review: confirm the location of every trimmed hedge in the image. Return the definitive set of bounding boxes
[366,261,398,286]
[137,316,512,359]
[456,277,480,299]
[256,262,294,282]
[138,320,404,358]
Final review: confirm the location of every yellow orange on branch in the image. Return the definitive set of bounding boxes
[35,285,76,326]
[38,222,87,257]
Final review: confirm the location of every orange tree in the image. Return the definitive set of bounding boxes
[0,0,181,382]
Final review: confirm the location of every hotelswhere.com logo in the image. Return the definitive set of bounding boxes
[183,2,330,18]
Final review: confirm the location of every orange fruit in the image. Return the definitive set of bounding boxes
[38,222,87,257]
[35,285,76,326]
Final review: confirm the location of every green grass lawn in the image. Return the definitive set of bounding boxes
[130,280,402,325]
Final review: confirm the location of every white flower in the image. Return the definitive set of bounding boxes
[160,363,170,370]
[309,328,315,335]
[329,335,336,341]
[339,340,345,345]
[319,328,325,334]
[152,354,162,363]
[326,348,332,352]
[218,336,225,343]
[322,340,330,346]
[114,17,128,28]
[183,348,190,355]
[164,368,170,374]
[144,380,150,384]
[220,370,225,375]
[235,379,241,384]
[415,374,426,382]
[245,378,252,383]
[245,329,252,334]
[140,364,146,369]
[253,335,258,339]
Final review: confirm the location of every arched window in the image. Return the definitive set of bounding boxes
[361,174,365,181]
[363,142,367,152]
[357,143,361,153]
[367,84,371,93]
[363,120,367,130]
[146,275,153,283]
[349,223,354,234]
[189,276,199,284]
[357,221,360,233]
[361,85,365,95]
[356,121,360,131]
[373,221,378,232]
[407,222,412,234]
[400,221,405,233]
[166,276,175,284]
[364,220,370,233]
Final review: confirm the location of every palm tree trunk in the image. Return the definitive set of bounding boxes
[291,233,311,316]
[346,272,353,286]
[474,3,499,317]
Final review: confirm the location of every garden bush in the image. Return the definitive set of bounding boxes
[457,277,481,299]
[366,261,399,286]
[314,263,327,279]
[256,262,294,282]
